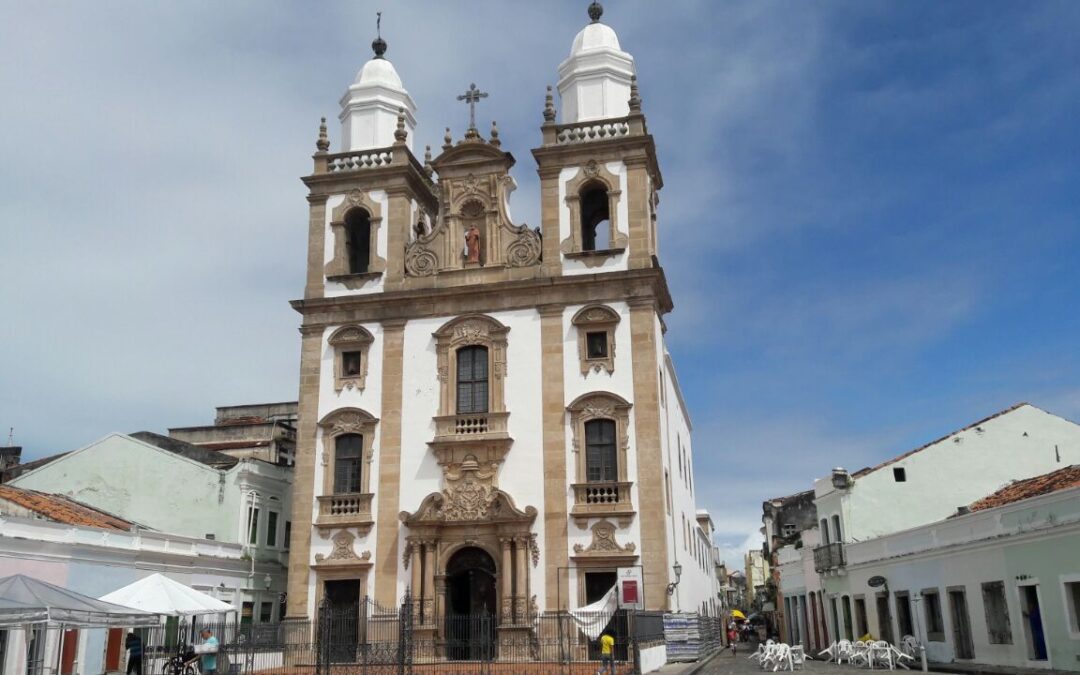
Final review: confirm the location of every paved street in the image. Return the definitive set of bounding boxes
[679,649,952,675]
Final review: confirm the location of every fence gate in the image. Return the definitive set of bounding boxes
[316,592,412,675]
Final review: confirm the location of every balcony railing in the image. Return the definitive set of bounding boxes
[813,542,846,573]
[570,481,635,524]
[432,412,509,442]
[315,492,374,532]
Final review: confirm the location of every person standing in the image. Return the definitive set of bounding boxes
[198,628,219,675]
[124,632,143,675]
[597,632,615,675]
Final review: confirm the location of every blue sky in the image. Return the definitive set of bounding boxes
[1,1,1078,564]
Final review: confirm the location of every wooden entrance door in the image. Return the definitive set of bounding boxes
[104,629,123,671]
[948,589,975,659]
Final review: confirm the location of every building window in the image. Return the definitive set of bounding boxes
[580,184,610,251]
[842,596,854,640]
[345,209,372,274]
[664,469,672,514]
[456,346,489,414]
[333,434,364,494]
[895,592,913,637]
[572,305,619,375]
[893,467,907,482]
[585,419,618,482]
[1064,579,1080,636]
[327,191,385,279]
[266,511,279,547]
[329,325,374,392]
[782,523,797,537]
[434,315,509,419]
[831,515,842,543]
[923,590,945,641]
[981,581,1012,644]
[284,521,292,550]
[561,161,627,259]
[259,601,273,623]
[248,508,260,545]
[854,597,869,637]
[820,519,830,545]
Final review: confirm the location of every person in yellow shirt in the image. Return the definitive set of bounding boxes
[598,633,615,675]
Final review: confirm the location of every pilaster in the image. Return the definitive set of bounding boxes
[373,318,407,606]
[305,196,328,299]
[538,303,569,609]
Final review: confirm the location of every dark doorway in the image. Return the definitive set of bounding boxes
[585,572,617,604]
[324,579,360,662]
[876,593,894,644]
[895,593,913,637]
[948,588,975,659]
[583,572,628,661]
[446,547,497,661]
[1019,585,1047,661]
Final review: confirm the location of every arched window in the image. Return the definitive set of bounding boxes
[584,419,617,482]
[333,433,363,494]
[456,346,489,414]
[345,209,371,274]
[579,185,610,251]
[831,515,842,543]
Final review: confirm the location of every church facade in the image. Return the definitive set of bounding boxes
[285,1,719,641]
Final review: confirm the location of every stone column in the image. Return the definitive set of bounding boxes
[422,540,436,624]
[514,536,529,623]
[500,537,514,625]
[410,541,422,616]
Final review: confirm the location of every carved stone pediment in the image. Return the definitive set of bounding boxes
[572,520,637,563]
[313,530,373,568]
[404,143,541,276]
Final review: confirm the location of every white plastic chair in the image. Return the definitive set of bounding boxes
[871,640,894,670]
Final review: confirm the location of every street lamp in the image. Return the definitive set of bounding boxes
[263,574,272,591]
[666,562,683,596]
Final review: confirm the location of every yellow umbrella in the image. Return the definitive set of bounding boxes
[731,610,746,620]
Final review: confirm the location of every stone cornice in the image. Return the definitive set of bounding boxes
[290,267,673,326]
[531,133,663,189]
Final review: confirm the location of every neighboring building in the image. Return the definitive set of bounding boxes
[832,466,1080,671]
[284,5,714,660]
[0,444,20,479]
[745,549,770,612]
[684,510,723,616]
[6,433,293,608]
[717,564,746,614]
[0,484,281,675]
[761,490,816,643]
[169,401,298,466]
[770,403,1080,669]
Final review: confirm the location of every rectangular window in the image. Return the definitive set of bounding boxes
[893,467,907,482]
[284,521,292,550]
[333,434,364,494]
[923,589,945,641]
[584,419,617,482]
[248,507,260,545]
[586,331,608,359]
[1064,580,1080,635]
[456,346,489,414]
[854,597,869,637]
[266,511,279,547]
[842,596,854,640]
[981,581,1012,644]
[259,601,273,623]
[341,350,363,377]
[241,601,254,626]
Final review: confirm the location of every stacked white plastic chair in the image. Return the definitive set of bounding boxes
[835,639,855,665]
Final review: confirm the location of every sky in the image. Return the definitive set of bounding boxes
[1,1,1079,567]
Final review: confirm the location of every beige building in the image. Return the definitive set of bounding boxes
[284,2,715,656]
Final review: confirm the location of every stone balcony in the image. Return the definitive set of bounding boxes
[315,492,374,534]
[431,412,510,444]
[570,481,635,526]
[813,542,845,573]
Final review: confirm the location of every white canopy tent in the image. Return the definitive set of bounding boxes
[98,573,236,617]
[0,574,158,628]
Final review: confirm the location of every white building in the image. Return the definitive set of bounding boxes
[0,485,280,675]
[6,432,293,619]
[284,3,715,659]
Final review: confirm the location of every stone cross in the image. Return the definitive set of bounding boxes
[457,83,488,131]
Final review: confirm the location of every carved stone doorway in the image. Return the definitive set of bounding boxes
[445,546,497,661]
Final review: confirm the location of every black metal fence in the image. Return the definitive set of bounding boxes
[126,599,679,674]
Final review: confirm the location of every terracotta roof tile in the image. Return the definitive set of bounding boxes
[969,465,1080,512]
[0,485,134,530]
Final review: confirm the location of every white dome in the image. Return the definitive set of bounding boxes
[570,22,622,56]
[354,57,404,89]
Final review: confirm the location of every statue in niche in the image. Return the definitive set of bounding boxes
[465,224,481,263]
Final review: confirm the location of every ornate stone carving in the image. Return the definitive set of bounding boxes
[328,325,374,392]
[433,315,510,417]
[326,190,386,278]
[573,520,636,555]
[561,162,629,262]
[529,533,540,568]
[402,540,413,570]
[506,227,542,267]
[404,243,438,277]
[316,530,359,562]
[571,304,620,375]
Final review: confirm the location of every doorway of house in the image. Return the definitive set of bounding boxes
[445,547,497,661]
[947,588,975,659]
[876,593,895,645]
[324,579,360,663]
[1018,585,1048,661]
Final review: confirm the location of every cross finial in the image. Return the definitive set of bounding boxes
[456,83,489,132]
[372,11,387,58]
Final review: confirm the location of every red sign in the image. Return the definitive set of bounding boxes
[621,580,639,604]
